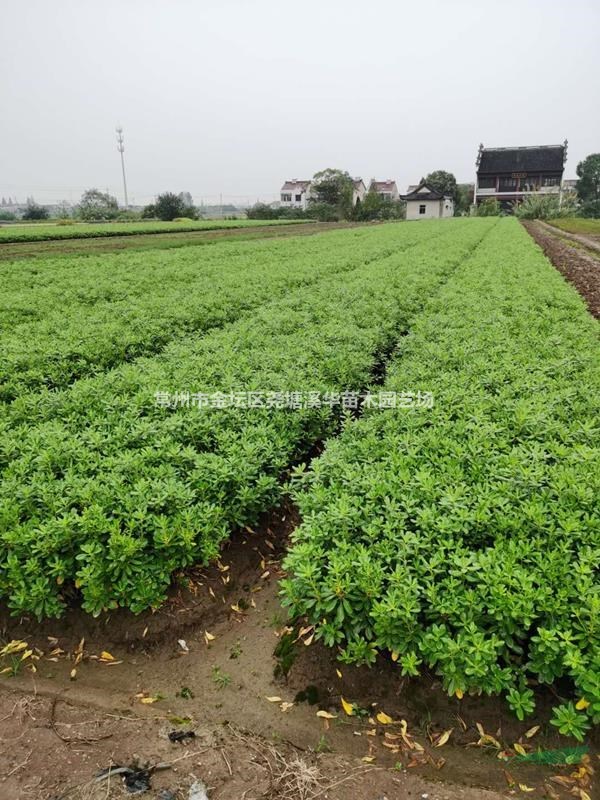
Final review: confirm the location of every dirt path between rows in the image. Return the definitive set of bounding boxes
[522,220,600,318]
[1,508,595,799]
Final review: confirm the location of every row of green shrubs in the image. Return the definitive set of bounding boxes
[282,218,600,740]
[0,219,495,619]
[1,225,426,399]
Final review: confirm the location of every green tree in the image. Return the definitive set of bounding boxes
[22,199,49,220]
[154,192,198,221]
[576,153,600,217]
[455,183,474,215]
[310,169,354,219]
[353,190,404,221]
[425,170,459,203]
[77,189,119,221]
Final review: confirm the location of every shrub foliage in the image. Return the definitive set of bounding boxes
[282,219,600,736]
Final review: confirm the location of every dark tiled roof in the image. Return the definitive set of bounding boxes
[478,145,565,174]
[281,180,311,191]
[401,181,445,201]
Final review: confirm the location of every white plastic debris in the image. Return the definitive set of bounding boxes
[188,780,209,800]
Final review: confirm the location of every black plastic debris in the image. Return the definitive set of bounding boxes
[95,761,171,794]
[168,729,197,744]
[123,765,152,794]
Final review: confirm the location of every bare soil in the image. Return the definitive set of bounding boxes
[1,508,596,800]
[522,220,600,318]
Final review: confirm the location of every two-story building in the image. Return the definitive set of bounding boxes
[368,179,399,201]
[280,180,312,210]
[474,142,567,209]
[280,177,368,209]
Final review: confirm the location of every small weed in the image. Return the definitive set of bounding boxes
[274,631,296,679]
[176,686,194,699]
[229,641,242,660]
[212,666,232,689]
[315,734,332,754]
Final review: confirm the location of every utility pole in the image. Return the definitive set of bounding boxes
[116,125,129,208]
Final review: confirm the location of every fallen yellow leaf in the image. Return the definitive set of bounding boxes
[576,697,590,711]
[524,725,540,738]
[455,688,464,699]
[435,729,453,747]
[70,668,77,680]
[341,697,354,716]
[140,696,159,704]
[514,743,527,756]
[316,710,337,719]
[391,651,399,662]
[266,696,282,703]
[361,756,376,763]
[336,669,343,679]
[518,784,535,793]
[99,651,114,661]
[376,711,393,725]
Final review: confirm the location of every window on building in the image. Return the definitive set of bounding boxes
[478,176,496,189]
[498,177,517,192]
[281,193,292,202]
[419,204,426,215]
[542,175,560,187]
[295,194,302,202]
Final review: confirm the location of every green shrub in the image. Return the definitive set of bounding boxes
[0,219,494,618]
[475,198,501,216]
[283,218,600,731]
[514,193,578,220]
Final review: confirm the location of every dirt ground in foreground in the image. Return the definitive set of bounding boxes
[522,220,600,318]
[1,509,596,800]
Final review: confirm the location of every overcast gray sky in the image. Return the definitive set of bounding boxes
[1,0,598,206]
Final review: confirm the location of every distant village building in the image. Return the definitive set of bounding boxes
[280,180,312,210]
[401,181,454,220]
[352,178,367,206]
[562,178,578,193]
[475,142,567,209]
[280,176,367,209]
[369,179,399,201]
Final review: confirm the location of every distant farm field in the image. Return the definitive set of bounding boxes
[0,217,304,242]
[1,217,599,736]
[549,217,600,237]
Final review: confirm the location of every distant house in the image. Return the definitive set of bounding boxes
[352,178,367,206]
[562,178,578,194]
[475,142,567,209]
[368,179,399,202]
[280,179,312,210]
[401,181,454,220]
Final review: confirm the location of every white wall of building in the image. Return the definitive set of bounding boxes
[406,198,454,220]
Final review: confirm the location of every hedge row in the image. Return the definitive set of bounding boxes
[1,223,442,399]
[282,218,600,738]
[0,219,496,618]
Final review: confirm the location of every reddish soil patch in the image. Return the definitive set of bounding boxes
[522,220,600,318]
[1,507,596,799]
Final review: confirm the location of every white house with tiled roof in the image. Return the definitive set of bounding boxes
[401,180,454,220]
[368,179,399,201]
[280,179,312,210]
